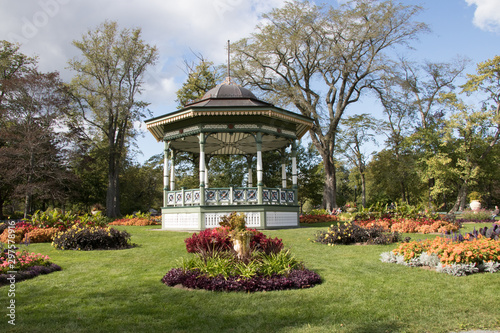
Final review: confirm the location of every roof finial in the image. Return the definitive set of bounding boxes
[227,40,231,80]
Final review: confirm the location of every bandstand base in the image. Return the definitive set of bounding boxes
[161,205,299,231]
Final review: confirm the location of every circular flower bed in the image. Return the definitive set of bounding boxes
[162,212,321,292]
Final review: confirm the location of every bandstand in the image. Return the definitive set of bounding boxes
[145,78,313,230]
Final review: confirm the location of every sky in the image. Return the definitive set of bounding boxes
[1,0,499,164]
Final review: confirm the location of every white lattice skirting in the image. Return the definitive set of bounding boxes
[266,212,298,227]
[163,213,199,229]
[204,212,261,229]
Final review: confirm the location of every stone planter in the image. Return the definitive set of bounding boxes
[470,200,481,212]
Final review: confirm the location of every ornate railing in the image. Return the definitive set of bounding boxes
[165,187,296,207]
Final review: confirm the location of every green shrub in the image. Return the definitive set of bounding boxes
[307,209,330,216]
[52,225,134,250]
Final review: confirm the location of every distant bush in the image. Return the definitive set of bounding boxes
[52,225,134,251]
[30,209,109,231]
[458,209,495,222]
[306,209,331,216]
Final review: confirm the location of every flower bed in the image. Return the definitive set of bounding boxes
[314,221,402,246]
[109,217,160,226]
[355,218,460,234]
[163,213,321,292]
[380,233,500,276]
[30,209,109,231]
[300,214,338,224]
[0,246,61,286]
[0,223,64,244]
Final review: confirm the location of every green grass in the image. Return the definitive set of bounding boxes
[1,224,499,333]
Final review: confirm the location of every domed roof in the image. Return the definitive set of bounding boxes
[185,77,271,108]
[201,78,257,100]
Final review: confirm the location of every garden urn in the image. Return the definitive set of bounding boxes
[470,200,481,212]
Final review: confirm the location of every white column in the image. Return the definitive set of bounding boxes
[257,151,263,185]
[204,155,209,188]
[170,150,175,191]
[200,151,205,186]
[163,142,169,190]
[256,133,263,204]
[199,134,206,187]
[292,141,298,188]
[163,141,170,207]
[199,134,206,206]
[247,155,253,188]
[281,152,287,189]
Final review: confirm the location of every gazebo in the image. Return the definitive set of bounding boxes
[145,77,313,230]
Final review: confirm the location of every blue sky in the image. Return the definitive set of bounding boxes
[0,0,499,164]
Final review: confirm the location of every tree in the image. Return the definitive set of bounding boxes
[175,54,222,107]
[67,21,158,217]
[337,114,381,208]
[120,155,163,214]
[443,56,500,212]
[0,70,73,217]
[296,144,324,212]
[232,0,427,211]
[374,74,417,203]
[375,58,468,208]
[0,41,37,218]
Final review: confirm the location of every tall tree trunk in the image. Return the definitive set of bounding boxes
[0,197,4,220]
[449,183,467,213]
[400,181,406,203]
[106,168,120,218]
[24,194,31,219]
[361,172,366,208]
[106,141,121,218]
[321,155,337,211]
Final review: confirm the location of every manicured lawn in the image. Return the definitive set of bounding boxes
[2,223,499,333]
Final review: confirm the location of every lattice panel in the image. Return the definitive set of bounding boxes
[163,213,199,229]
[266,212,298,227]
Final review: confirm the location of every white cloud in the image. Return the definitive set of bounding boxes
[466,0,500,32]
[0,0,286,116]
